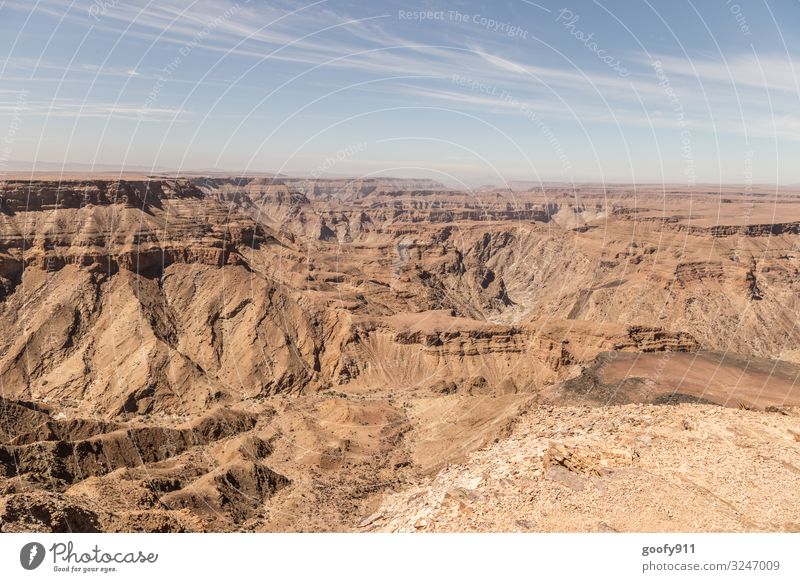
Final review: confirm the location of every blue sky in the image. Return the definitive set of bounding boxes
[1,0,799,186]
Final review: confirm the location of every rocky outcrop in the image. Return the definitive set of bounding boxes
[366,404,800,532]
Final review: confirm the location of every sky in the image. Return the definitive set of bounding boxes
[1,0,799,187]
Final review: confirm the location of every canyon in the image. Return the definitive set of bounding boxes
[0,176,799,532]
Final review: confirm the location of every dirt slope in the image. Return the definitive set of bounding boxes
[366,404,800,533]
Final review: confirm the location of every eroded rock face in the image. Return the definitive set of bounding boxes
[2,178,800,532]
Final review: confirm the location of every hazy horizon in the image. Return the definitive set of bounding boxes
[2,0,799,186]
[1,162,797,191]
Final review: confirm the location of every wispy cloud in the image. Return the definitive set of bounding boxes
[648,53,800,94]
[0,98,186,120]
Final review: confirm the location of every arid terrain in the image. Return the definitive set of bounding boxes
[0,176,799,532]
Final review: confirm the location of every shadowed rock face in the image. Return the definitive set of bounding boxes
[1,177,800,532]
